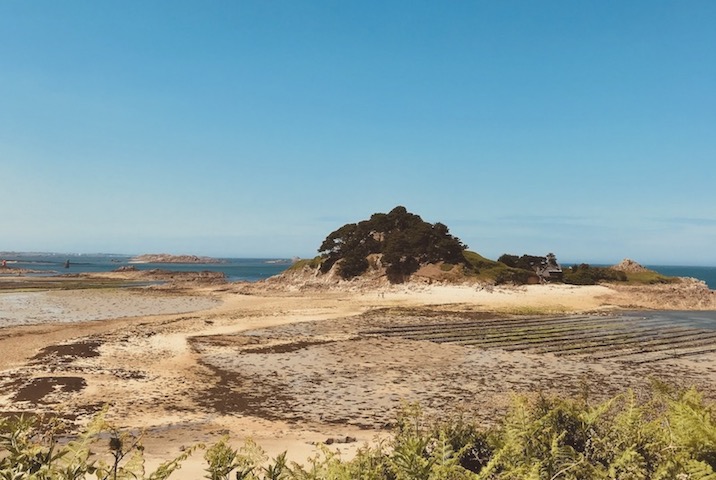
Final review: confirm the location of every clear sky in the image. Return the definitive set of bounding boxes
[1,1,714,264]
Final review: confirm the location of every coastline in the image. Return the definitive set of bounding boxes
[129,253,223,264]
[1,275,715,477]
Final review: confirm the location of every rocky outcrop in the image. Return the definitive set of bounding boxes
[93,268,226,285]
[113,265,138,272]
[605,277,716,310]
[130,254,222,264]
[142,269,226,283]
[612,258,650,273]
[263,254,473,293]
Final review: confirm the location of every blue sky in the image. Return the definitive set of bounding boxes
[1,1,714,264]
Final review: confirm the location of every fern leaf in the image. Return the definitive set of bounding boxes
[685,459,716,480]
[147,444,201,480]
[607,446,647,480]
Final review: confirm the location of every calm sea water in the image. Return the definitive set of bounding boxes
[0,254,291,282]
[647,265,716,290]
[2,254,716,289]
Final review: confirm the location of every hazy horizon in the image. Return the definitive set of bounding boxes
[2,249,715,269]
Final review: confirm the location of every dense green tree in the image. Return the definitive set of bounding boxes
[563,264,627,285]
[498,254,550,271]
[338,252,370,279]
[497,254,519,268]
[318,206,467,281]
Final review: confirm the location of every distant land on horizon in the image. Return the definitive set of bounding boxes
[129,253,224,264]
[0,251,294,261]
[1,251,715,289]
[0,250,715,268]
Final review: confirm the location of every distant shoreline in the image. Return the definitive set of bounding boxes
[129,254,223,264]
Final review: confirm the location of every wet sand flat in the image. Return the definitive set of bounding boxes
[0,288,220,328]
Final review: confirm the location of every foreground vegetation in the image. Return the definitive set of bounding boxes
[3,384,716,479]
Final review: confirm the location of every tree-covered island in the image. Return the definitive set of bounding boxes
[294,206,676,286]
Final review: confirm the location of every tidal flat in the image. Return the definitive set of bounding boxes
[1,275,715,475]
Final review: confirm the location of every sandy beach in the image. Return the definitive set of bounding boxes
[1,276,716,476]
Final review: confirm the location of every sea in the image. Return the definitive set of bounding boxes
[1,254,716,289]
[646,265,716,290]
[0,253,292,282]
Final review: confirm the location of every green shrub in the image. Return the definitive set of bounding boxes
[563,264,627,285]
[462,251,499,271]
[624,271,678,285]
[4,385,716,479]
[287,257,323,271]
